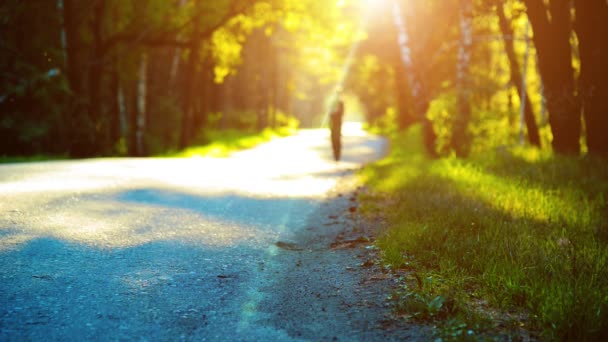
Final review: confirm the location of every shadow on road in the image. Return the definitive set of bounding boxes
[0,236,263,340]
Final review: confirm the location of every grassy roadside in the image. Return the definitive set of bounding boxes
[161,127,297,158]
[0,155,67,164]
[0,127,296,164]
[359,125,608,340]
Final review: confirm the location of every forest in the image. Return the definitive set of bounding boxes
[2,0,606,159]
[2,1,608,339]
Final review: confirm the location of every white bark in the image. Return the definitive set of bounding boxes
[519,19,531,144]
[117,84,127,137]
[136,53,148,156]
[536,54,547,125]
[169,0,188,88]
[391,0,420,98]
[169,50,181,87]
[457,0,473,91]
[57,0,67,65]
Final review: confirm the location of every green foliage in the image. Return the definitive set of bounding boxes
[162,126,296,158]
[349,54,395,124]
[0,0,70,155]
[360,125,608,340]
[145,96,183,155]
[0,155,67,164]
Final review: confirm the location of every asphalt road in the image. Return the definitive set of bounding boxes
[0,124,428,341]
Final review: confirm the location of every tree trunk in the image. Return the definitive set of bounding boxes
[450,0,474,157]
[110,61,121,148]
[392,0,437,157]
[62,0,82,97]
[169,0,188,93]
[192,58,210,135]
[57,0,68,65]
[179,17,201,149]
[89,0,106,152]
[525,0,580,154]
[574,0,608,157]
[135,53,148,156]
[496,3,541,147]
[63,0,96,157]
[393,59,415,129]
[197,61,213,132]
[123,8,144,158]
[270,41,279,128]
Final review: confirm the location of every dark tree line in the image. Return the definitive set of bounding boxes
[1,0,324,158]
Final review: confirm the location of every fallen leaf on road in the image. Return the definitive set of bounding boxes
[369,274,391,281]
[360,259,375,268]
[330,236,371,249]
[275,241,304,251]
[32,275,53,280]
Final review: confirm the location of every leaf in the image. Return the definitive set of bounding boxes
[275,241,304,251]
[428,295,445,313]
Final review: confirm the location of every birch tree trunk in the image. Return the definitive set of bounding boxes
[62,0,81,97]
[169,0,188,91]
[110,61,121,147]
[135,53,148,156]
[391,0,437,156]
[57,0,67,65]
[89,0,106,151]
[178,18,201,149]
[450,0,473,157]
[496,3,541,147]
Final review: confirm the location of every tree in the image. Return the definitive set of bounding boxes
[495,2,541,147]
[0,0,70,155]
[524,0,580,154]
[390,0,464,156]
[574,0,608,157]
[451,0,474,157]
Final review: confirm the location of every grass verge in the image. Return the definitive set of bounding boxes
[359,125,608,340]
[1,127,296,163]
[0,154,67,164]
[160,126,297,158]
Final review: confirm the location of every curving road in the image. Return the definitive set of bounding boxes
[0,124,425,341]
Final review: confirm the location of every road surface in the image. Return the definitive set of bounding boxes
[0,124,427,341]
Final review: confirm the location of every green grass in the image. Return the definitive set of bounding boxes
[1,127,296,163]
[0,154,67,164]
[159,126,297,158]
[359,125,608,340]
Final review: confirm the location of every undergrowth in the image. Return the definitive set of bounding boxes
[0,154,67,164]
[360,124,608,341]
[161,126,297,158]
[1,127,296,163]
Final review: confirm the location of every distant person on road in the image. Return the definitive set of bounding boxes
[329,92,345,161]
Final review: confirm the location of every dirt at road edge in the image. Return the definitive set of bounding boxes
[255,170,432,341]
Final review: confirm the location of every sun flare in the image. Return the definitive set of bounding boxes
[363,0,389,11]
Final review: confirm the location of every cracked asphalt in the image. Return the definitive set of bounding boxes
[0,124,429,341]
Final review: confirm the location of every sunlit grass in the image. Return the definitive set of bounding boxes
[0,128,296,163]
[360,124,608,340]
[161,127,297,158]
